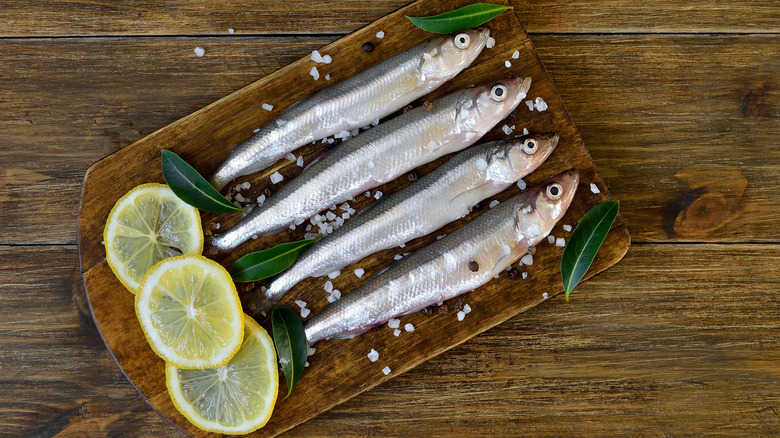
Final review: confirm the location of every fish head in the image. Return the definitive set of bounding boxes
[533,170,580,226]
[487,133,559,184]
[421,28,490,84]
[455,76,531,135]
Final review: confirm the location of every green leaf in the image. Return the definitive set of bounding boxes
[161,150,241,213]
[406,3,512,34]
[229,239,316,282]
[561,201,620,300]
[271,306,308,400]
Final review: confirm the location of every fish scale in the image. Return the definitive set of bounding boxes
[210,29,491,190]
[211,76,532,252]
[262,133,559,310]
[304,171,580,344]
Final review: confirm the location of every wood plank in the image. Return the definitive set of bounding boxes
[3,244,778,436]
[2,35,777,245]
[75,2,628,435]
[0,0,778,37]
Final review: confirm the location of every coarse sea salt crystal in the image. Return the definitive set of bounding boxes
[322,54,333,64]
[502,124,513,135]
[331,289,341,299]
[525,100,534,111]
[297,156,304,167]
[270,172,284,184]
[437,234,446,240]
[234,193,245,203]
[475,158,488,171]
[342,212,350,220]
[423,52,432,61]
[310,66,320,80]
[489,200,500,208]
[325,74,331,80]
[393,254,403,261]
[404,323,414,332]
[241,181,251,190]
[535,97,548,112]
[382,366,391,375]
[367,161,375,169]
[289,224,296,230]
[457,311,465,321]
[285,152,296,161]
[327,295,337,303]
[543,292,549,299]
[376,31,385,39]
[194,46,205,57]
[368,349,379,362]
[295,300,307,309]
[324,281,333,293]
[300,307,311,318]
[548,235,556,244]
[563,224,572,232]
[308,346,316,356]
[279,357,289,365]
[262,103,274,111]
[517,179,526,190]
[326,211,336,221]
[328,270,340,279]
[486,37,496,48]
[311,50,324,63]
[521,254,534,266]
[228,28,235,34]
[512,50,520,59]
[100,240,104,245]
[522,272,528,279]
[374,191,383,200]
[505,60,512,68]
[393,329,401,337]
[354,268,365,278]
[365,191,371,198]
[590,183,600,194]
[523,128,529,136]
[556,237,566,247]
[388,318,401,329]
[463,304,471,314]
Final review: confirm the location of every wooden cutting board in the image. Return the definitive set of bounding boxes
[77,0,631,436]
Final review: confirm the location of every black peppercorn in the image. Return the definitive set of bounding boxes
[362,42,375,53]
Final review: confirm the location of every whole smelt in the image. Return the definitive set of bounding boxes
[210,29,491,190]
[211,76,532,252]
[304,170,579,344]
[264,133,559,310]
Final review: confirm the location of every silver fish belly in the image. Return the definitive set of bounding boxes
[210,29,490,190]
[264,133,559,308]
[304,170,580,345]
[211,77,532,252]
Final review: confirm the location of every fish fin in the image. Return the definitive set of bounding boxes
[447,181,493,210]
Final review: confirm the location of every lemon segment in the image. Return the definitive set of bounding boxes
[135,255,244,369]
[166,314,279,434]
[104,183,203,293]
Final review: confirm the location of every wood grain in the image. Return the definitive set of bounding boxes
[76,0,628,435]
[0,0,777,37]
[3,244,778,436]
[2,35,777,245]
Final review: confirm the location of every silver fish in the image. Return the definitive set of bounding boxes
[210,29,491,190]
[211,76,532,252]
[264,133,559,309]
[304,170,580,344]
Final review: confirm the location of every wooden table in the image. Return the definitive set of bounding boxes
[1,1,778,436]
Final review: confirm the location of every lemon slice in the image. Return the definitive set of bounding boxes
[135,254,244,369]
[166,314,278,434]
[104,183,203,293]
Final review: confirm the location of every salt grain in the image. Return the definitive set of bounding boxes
[393,254,403,261]
[228,28,235,34]
[285,152,296,161]
[326,211,336,221]
[270,172,284,184]
[325,74,331,80]
[300,307,311,318]
[368,349,379,362]
[543,292,549,299]
[324,281,333,293]
[489,200,500,208]
[525,100,534,111]
[297,156,304,167]
[475,158,488,171]
[328,270,340,279]
[590,183,600,194]
[100,240,104,245]
[548,235,556,244]
[322,55,332,64]
[311,50,324,63]
[437,234,446,240]
[505,60,512,68]
[502,124,513,135]
[295,300,307,309]
[522,272,528,279]
[388,319,401,329]
[376,31,385,39]
[563,224,572,232]
[308,347,316,356]
[393,329,401,337]
[365,191,371,198]
[521,254,534,266]
[382,366,391,375]
[241,181,251,190]
[457,311,465,321]
[354,268,365,278]
[261,103,274,111]
[534,97,548,112]
[279,357,289,365]
[463,304,471,314]
[404,323,414,332]
[331,289,341,299]
[486,37,496,48]
[517,179,526,190]
[555,237,566,247]
[522,128,529,136]
[374,191,383,200]
[194,46,205,57]
[327,295,337,303]
[234,193,245,203]
[512,50,520,59]
[309,66,320,80]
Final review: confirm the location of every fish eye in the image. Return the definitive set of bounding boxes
[522,138,538,155]
[454,33,470,49]
[546,183,563,200]
[490,84,507,101]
